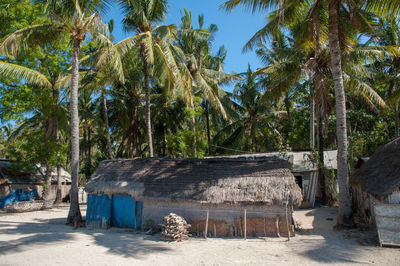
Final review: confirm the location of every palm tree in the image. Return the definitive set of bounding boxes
[0,60,69,202]
[117,0,183,158]
[213,65,278,153]
[221,0,398,227]
[176,10,235,157]
[0,0,109,224]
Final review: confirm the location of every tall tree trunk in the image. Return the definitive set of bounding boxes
[205,102,212,155]
[190,96,197,158]
[162,126,166,157]
[43,116,54,202]
[310,87,315,149]
[328,0,354,228]
[285,93,292,130]
[395,102,399,138]
[348,119,354,175]
[101,86,113,159]
[141,43,153,157]
[54,116,63,204]
[317,110,327,204]
[67,40,82,225]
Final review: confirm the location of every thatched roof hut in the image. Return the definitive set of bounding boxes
[350,137,400,198]
[86,157,302,207]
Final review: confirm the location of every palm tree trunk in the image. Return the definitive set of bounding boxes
[101,86,113,159]
[141,43,153,157]
[395,102,399,138]
[285,93,292,130]
[310,87,315,149]
[43,115,54,202]
[67,40,82,225]
[328,0,353,228]
[190,96,197,158]
[348,119,354,175]
[317,110,327,204]
[205,102,212,155]
[54,117,62,204]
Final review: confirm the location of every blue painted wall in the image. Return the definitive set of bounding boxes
[86,193,143,229]
[135,201,143,229]
[111,194,136,228]
[86,194,112,227]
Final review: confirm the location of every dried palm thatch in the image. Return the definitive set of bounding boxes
[351,137,400,197]
[85,158,302,207]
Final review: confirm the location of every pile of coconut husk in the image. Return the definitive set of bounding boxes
[160,213,191,241]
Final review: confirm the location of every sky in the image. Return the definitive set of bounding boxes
[102,0,271,76]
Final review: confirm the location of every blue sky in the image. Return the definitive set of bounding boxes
[102,0,270,76]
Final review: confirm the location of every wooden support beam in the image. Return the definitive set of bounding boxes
[244,209,247,240]
[204,209,209,239]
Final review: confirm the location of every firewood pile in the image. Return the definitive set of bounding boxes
[160,213,191,241]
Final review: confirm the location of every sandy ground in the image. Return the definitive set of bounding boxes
[0,205,399,266]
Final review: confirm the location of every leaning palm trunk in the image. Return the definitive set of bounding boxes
[328,0,353,228]
[101,86,113,159]
[67,40,82,224]
[141,43,154,157]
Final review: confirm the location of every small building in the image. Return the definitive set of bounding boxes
[85,158,302,237]
[206,150,338,207]
[350,138,400,225]
[0,159,71,201]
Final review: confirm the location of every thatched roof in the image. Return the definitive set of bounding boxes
[85,158,302,206]
[351,138,400,197]
[205,150,337,172]
[0,160,71,185]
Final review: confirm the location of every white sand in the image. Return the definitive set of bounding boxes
[0,205,399,266]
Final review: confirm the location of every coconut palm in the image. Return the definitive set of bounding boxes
[176,9,235,156]
[221,0,400,227]
[0,0,110,224]
[116,0,184,158]
[0,60,69,202]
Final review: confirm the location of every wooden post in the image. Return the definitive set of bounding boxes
[276,215,280,238]
[196,224,199,236]
[263,217,267,237]
[285,206,290,241]
[204,209,209,239]
[244,209,247,240]
[213,224,217,237]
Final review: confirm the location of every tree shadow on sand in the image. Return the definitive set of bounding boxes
[292,208,378,264]
[0,216,172,259]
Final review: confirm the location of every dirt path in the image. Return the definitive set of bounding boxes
[0,205,399,265]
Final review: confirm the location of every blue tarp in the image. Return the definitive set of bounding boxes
[0,189,37,208]
[135,201,143,229]
[86,194,112,227]
[111,194,136,228]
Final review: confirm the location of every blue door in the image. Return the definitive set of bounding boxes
[111,194,135,228]
[135,201,143,229]
[86,194,112,227]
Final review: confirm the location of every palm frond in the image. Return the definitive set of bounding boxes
[0,61,52,88]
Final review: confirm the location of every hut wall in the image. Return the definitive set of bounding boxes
[0,184,70,201]
[351,184,389,226]
[388,188,400,204]
[141,199,293,237]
